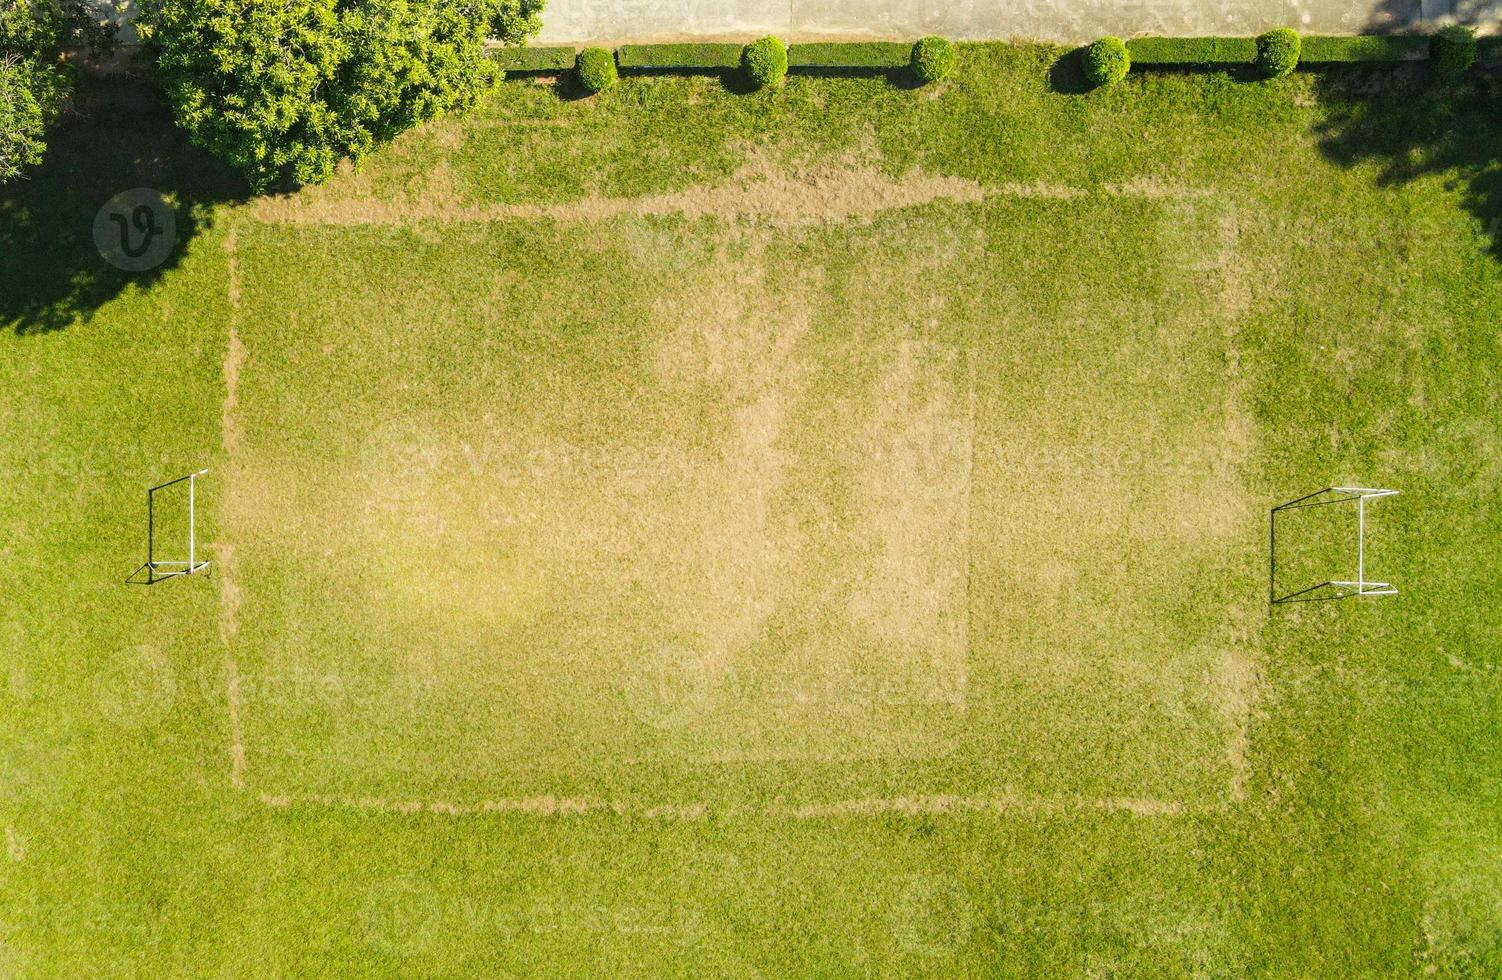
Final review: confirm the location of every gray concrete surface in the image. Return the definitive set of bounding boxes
[534,0,1501,44]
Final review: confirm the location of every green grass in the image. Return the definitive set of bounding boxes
[2,43,1501,975]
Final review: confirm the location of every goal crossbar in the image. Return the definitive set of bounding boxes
[1270,486,1398,604]
[127,469,211,585]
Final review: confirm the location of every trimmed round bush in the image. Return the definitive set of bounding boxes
[1083,36,1130,88]
[742,35,788,88]
[1431,24,1477,78]
[910,35,956,84]
[576,47,617,93]
[1256,28,1301,78]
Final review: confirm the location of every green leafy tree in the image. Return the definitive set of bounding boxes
[489,0,540,45]
[0,57,49,182]
[0,0,116,183]
[140,0,542,191]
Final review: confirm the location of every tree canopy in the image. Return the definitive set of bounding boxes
[0,0,115,183]
[140,0,543,191]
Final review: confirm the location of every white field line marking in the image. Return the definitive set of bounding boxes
[258,791,1213,820]
[221,228,248,791]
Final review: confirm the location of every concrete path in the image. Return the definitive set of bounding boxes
[536,0,1501,44]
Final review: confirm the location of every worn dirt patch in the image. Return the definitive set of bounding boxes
[220,229,248,790]
[254,149,987,227]
[252,167,1222,228]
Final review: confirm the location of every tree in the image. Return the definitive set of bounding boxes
[0,58,49,183]
[0,0,116,184]
[140,0,543,192]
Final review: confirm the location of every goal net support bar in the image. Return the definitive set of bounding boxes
[1270,486,1398,604]
[127,469,211,585]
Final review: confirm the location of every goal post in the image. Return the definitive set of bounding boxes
[127,469,211,585]
[1269,486,1398,604]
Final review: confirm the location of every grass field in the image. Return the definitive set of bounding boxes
[2,45,1500,975]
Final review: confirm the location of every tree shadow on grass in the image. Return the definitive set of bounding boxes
[0,69,248,336]
[1311,65,1502,260]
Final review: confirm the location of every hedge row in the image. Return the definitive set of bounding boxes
[1091,27,1495,87]
[495,40,933,73]
[787,41,911,68]
[496,32,1496,91]
[616,43,742,69]
[1299,35,1428,62]
[1126,36,1257,64]
[493,45,576,71]
[1125,34,1439,65]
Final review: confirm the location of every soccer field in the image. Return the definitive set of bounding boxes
[2,44,1500,975]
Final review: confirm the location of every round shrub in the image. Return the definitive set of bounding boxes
[1431,25,1476,79]
[576,47,617,93]
[742,35,787,89]
[1256,28,1301,78]
[910,35,956,84]
[1083,36,1130,88]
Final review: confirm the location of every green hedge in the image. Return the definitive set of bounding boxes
[492,46,575,71]
[786,41,910,68]
[615,43,743,69]
[1125,36,1257,64]
[1256,28,1301,77]
[1430,24,1477,77]
[910,36,956,82]
[1125,33,1446,67]
[576,47,618,92]
[1084,36,1131,86]
[516,33,1480,80]
[742,36,788,87]
[1299,35,1428,62]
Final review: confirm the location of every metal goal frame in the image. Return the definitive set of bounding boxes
[1269,486,1398,604]
[127,469,211,584]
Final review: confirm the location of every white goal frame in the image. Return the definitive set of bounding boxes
[1270,486,1399,604]
[128,469,211,584]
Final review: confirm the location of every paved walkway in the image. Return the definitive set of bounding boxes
[536,0,1500,44]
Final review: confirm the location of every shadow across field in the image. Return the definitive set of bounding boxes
[1312,65,1502,260]
[0,69,247,336]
